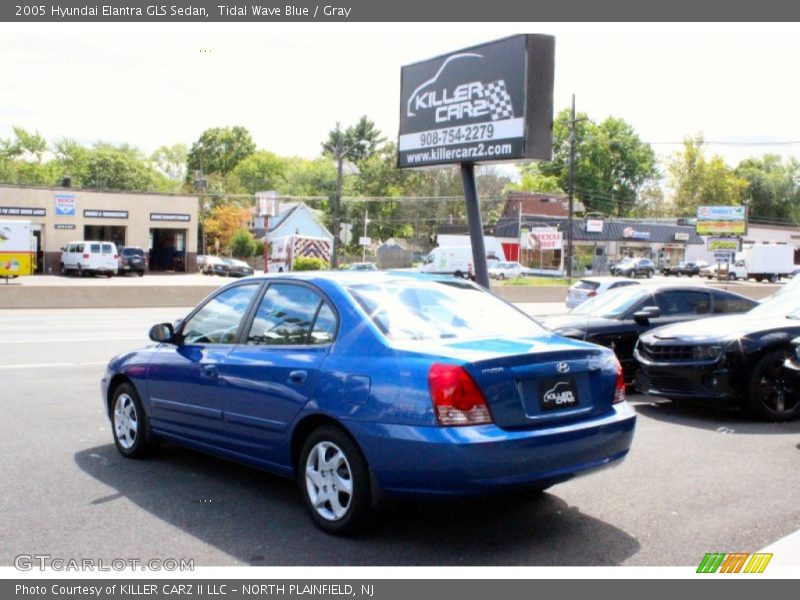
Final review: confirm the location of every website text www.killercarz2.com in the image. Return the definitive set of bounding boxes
[405,142,514,163]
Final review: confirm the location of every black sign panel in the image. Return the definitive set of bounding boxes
[54,224,76,230]
[398,34,554,169]
[0,206,46,217]
[150,212,191,222]
[84,209,128,219]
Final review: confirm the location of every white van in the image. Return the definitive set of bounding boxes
[418,246,499,279]
[60,241,119,277]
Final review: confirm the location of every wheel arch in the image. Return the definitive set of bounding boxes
[290,413,363,473]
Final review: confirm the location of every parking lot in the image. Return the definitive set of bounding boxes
[1,305,798,567]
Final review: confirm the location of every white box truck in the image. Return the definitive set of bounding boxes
[743,244,794,282]
[0,220,35,282]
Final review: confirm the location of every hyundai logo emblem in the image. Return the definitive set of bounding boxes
[556,362,570,373]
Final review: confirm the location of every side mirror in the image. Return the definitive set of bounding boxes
[149,323,175,344]
[633,306,661,325]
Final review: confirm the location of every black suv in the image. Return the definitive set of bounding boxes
[611,257,655,278]
[118,246,147,276]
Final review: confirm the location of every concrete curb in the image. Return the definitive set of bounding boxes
[0,284,220,309]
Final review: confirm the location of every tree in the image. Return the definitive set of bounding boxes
[82,143,168,191]
[204,203,252,254]
[668,135,748,216]
[53,137,91,185]
[232,150,287,194]
[536,110,659,216]
[322,116,385,163]
[229,228,257,258]
[505,169,564,194]
[187,126,256,178]
[735,155,800,223]
[151,143,188,183]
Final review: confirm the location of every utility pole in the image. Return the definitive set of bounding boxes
[362,204,368,263]
[332,133,345,269]
[567,94,576,281]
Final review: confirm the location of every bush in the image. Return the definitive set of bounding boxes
[293,256,329,271]
[229,228,257,258]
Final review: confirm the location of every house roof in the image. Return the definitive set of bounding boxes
[501,191,585,219]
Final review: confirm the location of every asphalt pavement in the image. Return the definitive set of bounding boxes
[1,306,798,567]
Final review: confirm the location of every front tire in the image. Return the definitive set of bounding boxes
[111,383,157,457]
[298,425,372,535]
[745,350,800,421]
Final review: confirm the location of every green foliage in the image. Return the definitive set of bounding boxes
[506,169,564,194]
[537,109,659,216]
[279,157,338,197]
[229,228,257,258]
[233,151,287,194]
[151,143,188,183]
[322,116,385,163]
[668,135,748,216]
[293,256,328,271]
[187,126,256,178]
[82,143,168,191]
[735,155,800,223]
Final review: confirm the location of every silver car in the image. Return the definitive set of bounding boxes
[565,278,641,309]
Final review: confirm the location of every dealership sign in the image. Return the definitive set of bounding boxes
[585,219,604,233]
[0,206,45,217]
[622,226,651,241]
[696,205,747,236]
[398,34,555,169]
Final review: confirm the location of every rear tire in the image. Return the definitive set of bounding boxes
[745,350,800,421]
[59,263,66,275]
[298,425,372,535]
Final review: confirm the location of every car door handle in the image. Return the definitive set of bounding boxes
[202,364,218,378]
[288,370,308,384]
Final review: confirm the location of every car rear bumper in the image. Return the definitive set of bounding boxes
[346,403,636,496]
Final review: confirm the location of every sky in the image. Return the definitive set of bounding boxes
[4,23,800,174]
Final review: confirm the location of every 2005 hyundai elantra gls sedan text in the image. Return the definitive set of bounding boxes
[101,272,636,534]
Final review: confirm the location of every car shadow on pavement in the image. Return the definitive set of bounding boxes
[631,398,800,434]
[75,443,639,566]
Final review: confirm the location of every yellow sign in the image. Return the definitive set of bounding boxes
[696,221,747,236]
[0,252,34,277]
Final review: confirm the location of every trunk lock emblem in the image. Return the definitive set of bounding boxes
[556,362,570,373]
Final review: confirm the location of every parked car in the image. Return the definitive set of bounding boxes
[196,255,212,271]
[60,240,119,277]
[635,292,800,421]
[203,256,228,276]
[542,284,758,384]
[117,246,147,277]
[101,272,636,534]
[565,278,640,309]
[223,258,254,278]
[488,261,534,280]
[662,261,708,277]
[348,262,378,271]
[610,258,655,278]
[702,260,748,281]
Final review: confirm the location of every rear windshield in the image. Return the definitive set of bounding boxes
[570,285,652,318]
[102,244,114,254]
[346,279,546,341]
[90,244,101,253]
[574,279,601,291]
[123,248,144,256]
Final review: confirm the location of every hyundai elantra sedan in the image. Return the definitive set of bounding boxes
[101,272,636,534]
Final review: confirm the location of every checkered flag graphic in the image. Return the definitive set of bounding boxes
[484,80,515,121]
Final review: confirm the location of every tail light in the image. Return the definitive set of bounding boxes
[428,363,492,426]
[82,253,89,259]
[613,359,626,404]
[114,254,119,260]
[587,290,597,297]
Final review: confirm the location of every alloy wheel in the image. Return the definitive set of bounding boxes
[113,393,139,450]
[754,358,798,417]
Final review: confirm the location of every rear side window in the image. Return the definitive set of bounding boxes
[656,291,712,316]
[90,244,101,253]
[610,281,637,289]
[575,280,600,291]
[714,293,756,314]
[102,244,114,254]
[75,244,84,253]
[246,283,336,346]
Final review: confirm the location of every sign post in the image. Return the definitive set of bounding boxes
[398,34,555,287]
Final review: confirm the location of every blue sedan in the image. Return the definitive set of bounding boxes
[101,272,636,534]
